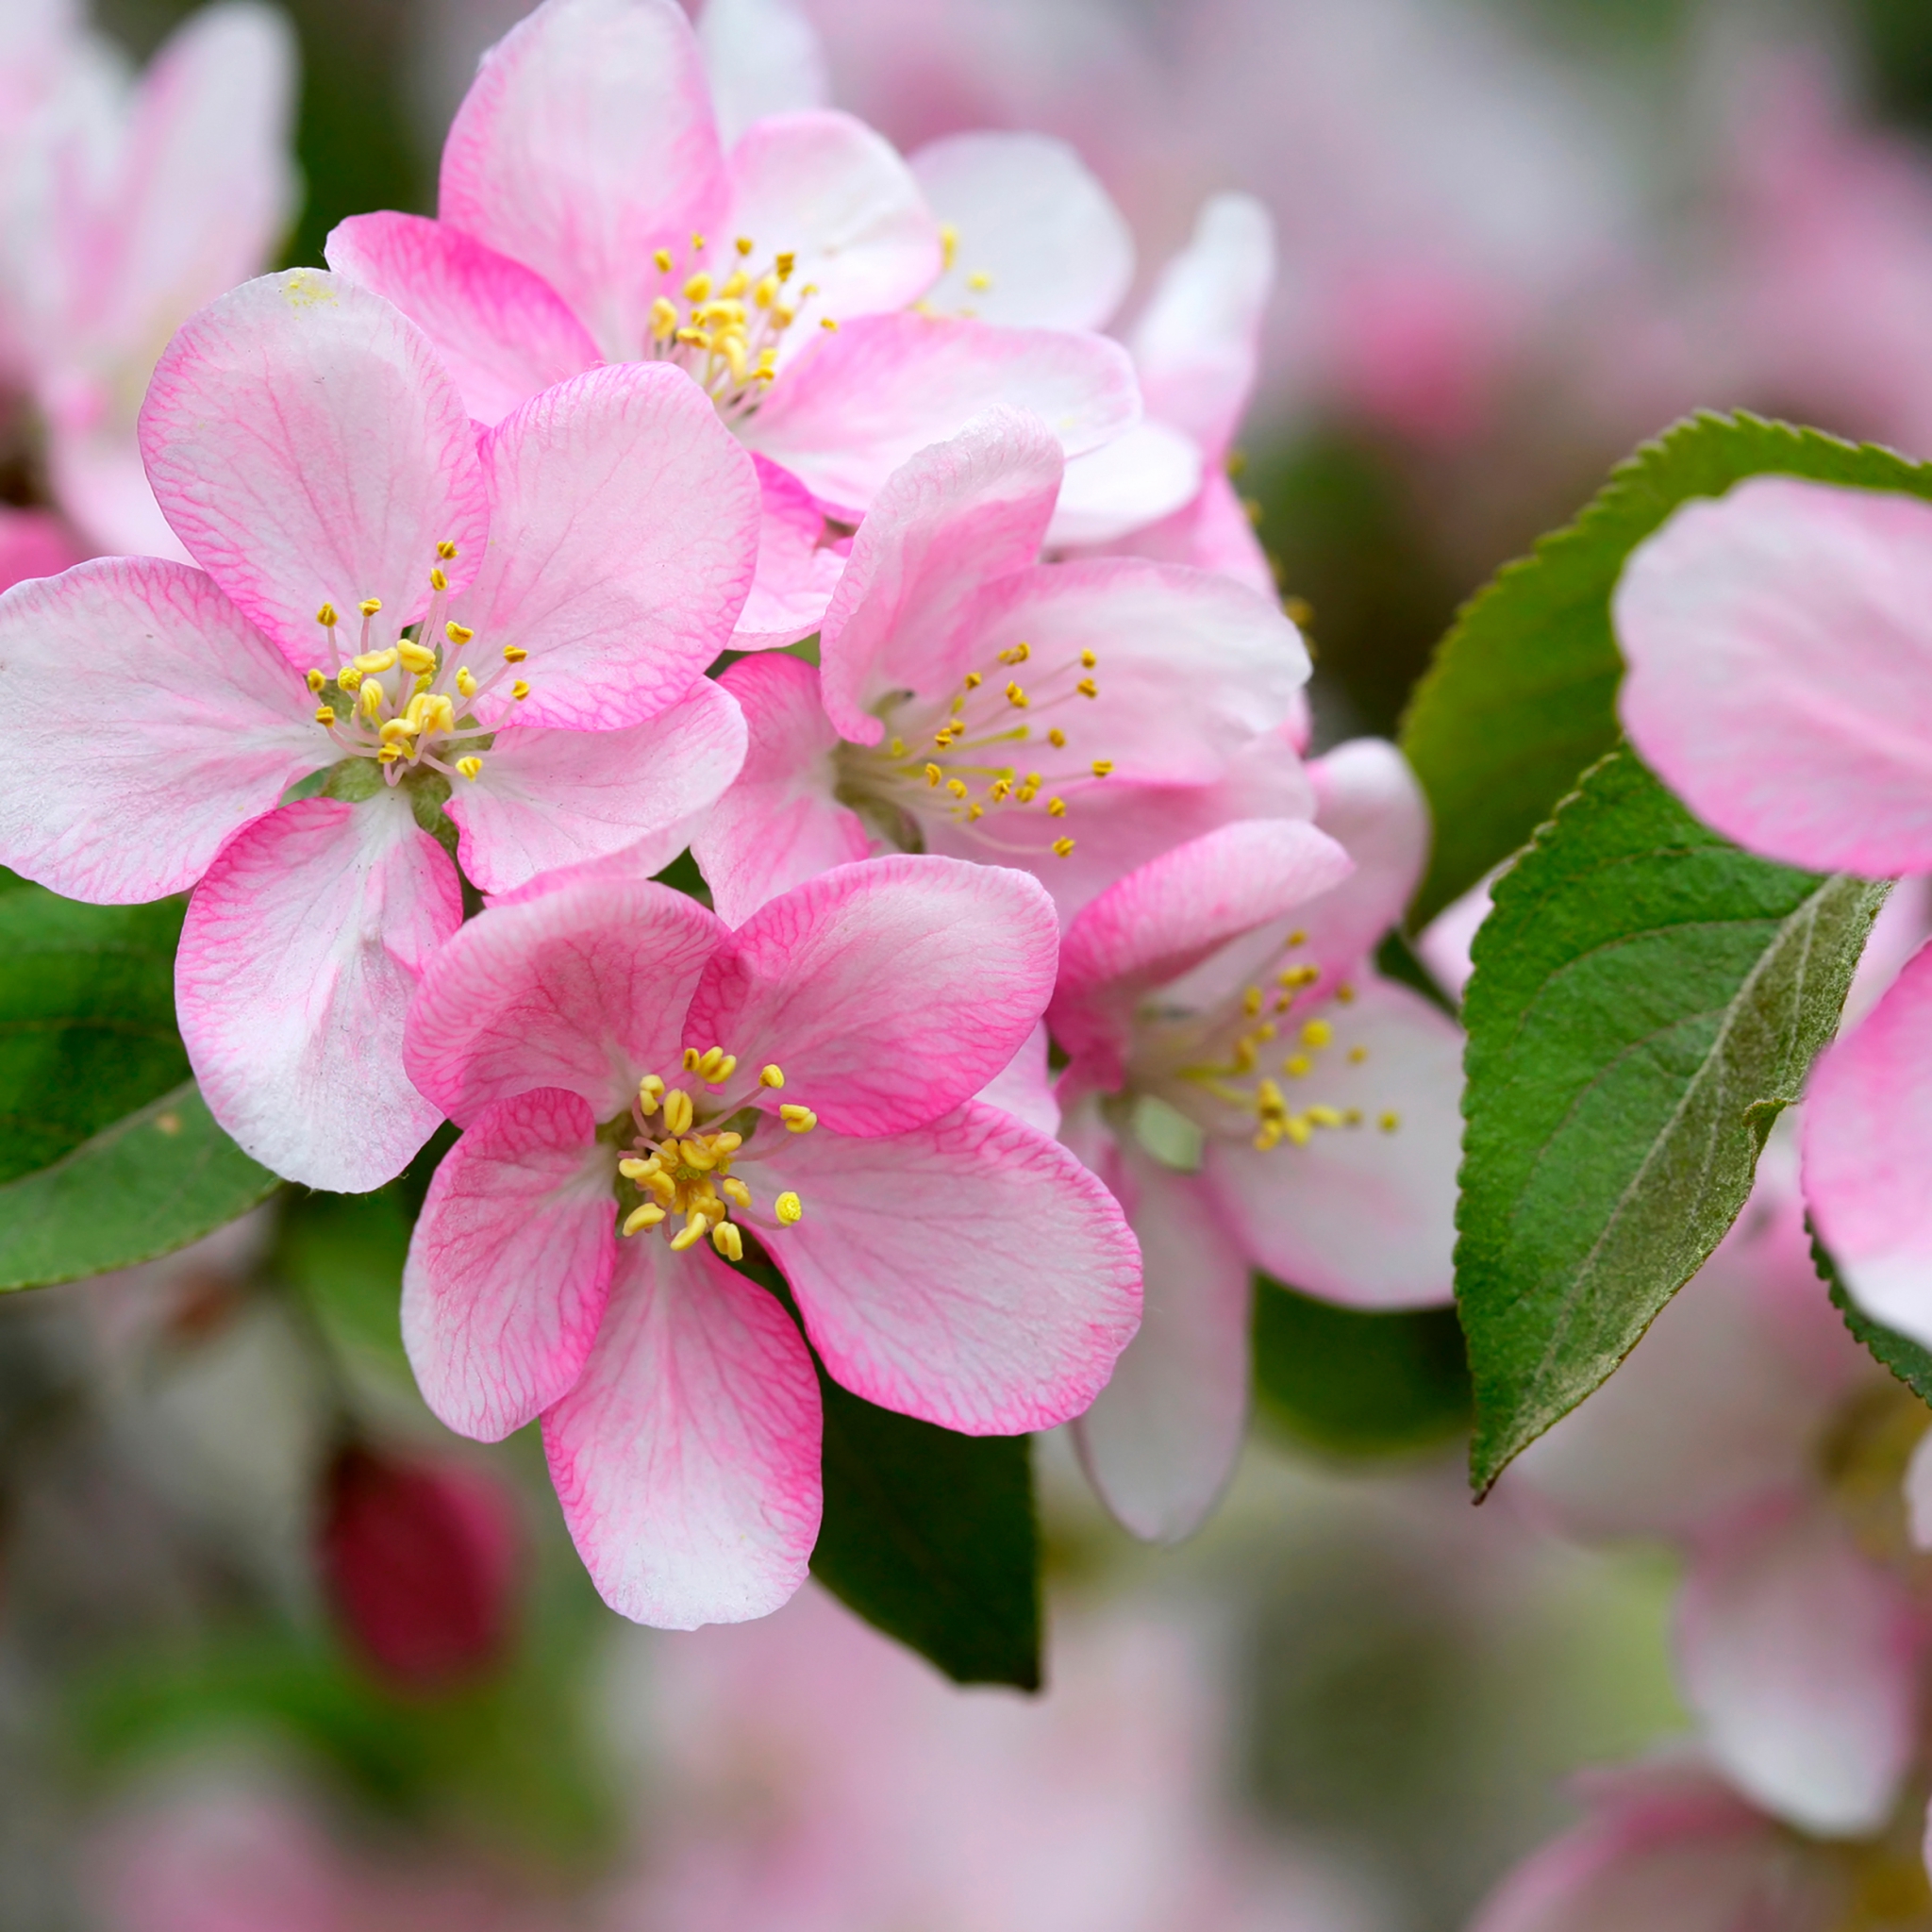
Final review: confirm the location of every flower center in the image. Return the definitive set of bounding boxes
[608,1050,816,1262]
[304,543,530,788]
[835,639,1114,861]
[1138,930,1405,1156]
[641,232,837,425]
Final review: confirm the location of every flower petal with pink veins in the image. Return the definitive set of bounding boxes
[406,877,724,1126]
[697,0,829,145]
[1803,941,1932,1346]
[975,1023,1059,1137]
[1205,975,1462,1308]
[730,456,845,650]
[403,1089,617,1440]
[1469,1757,1837,1932]
[740,311,1138,520]
[446,677,747,897]
[1616,476,1932,875]
[542,1235,821,1627]
[1094,467,1277,599]
[85,3,297,375]
[691,654,869,926]
[439,0,726,361]
[0,558,321,902]
[686,855,1059,1136]
[139,271,491,665]
[746,1100,1141,1433]
[1074,1140,1252,1543]
[176,792,460,1191]
[912,131,1134,332]
[452,361,758,730]
[1050,820,1354,1087]
[952,558,1308,782]
[816,408,1062,742]
[325,212,600,427]
[0,507,80,591]
[1047,422,1205,547]
[726,112,941,341]
[1131,194,1274,458]
[1678,1500,1924,1837]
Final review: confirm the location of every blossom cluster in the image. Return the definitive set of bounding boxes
[0,0,1466,1630]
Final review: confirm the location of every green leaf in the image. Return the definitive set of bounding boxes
[1252,1274,1471,1457]
[812,1375,1041,1690]
[1457,748,1888,1492]
[0,883,277,1286]
[1400,412,1932,924]
[1812,1227,1932,1407]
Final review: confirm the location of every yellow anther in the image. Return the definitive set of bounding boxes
[710,1131,743,1155]
[967,804,984,821]
[669,1215,708,1251]
[618,1156,659,1181]
[1379,1110,1401,1132]
[622,1202,666,1236]
[1046,797,1067,818]
[1076,677,1099,698]
[316,603,338,627]
[691,232,707,250]
[990,779,1011,803]
[679,1138,716,1172]
[1279,965,1321,989]
[654,247,673,272]
[429,566,448,592]
[775,250,795,279]
[1343,1108,1363,1126]
[358,681,384,722]
[1243,987,1264,1017]
[939,223,958,270]
[1301,1020,1333,1048]
[1348,1046,1368,1064]
[306,668,326,694]
[779,1104,817,1134]
[456,666,477,698]
[1047,728,1067,749]
[682,1047,702,1072]
[445,621,474,645]
[455,757,483,781]
[1080,649,1097,669]
[1005,682,1028,708]
[358,598,381,619]
[413,672,434,695]
[947,779,969,800]
[1091,760,1118,781]
[1257,1077,1286,1113]
[503,645,527,663]
[1284,1115,1313,1147]
[437,540,458,559]
[711,1221,744,1262]
[337,665,362,692]
[759,1064,785,1089]
[1052,837,1075,858]
[999,641,1031,665]
[967,270,992,291]
[775,1191,803,1225]
[773,305,797,329]
[1254,1124,1282,1152]
[643,1170,676,1205]
[1337,983,1357,1004]
[820,315,839,330]
[1284,1055,1311,1077]
[376,745,400,763]
[662,1089,694,1135]
[379,718,417,745]
[925,763,942,787]
[650,296,678,340]
[1308,1106,1345,1127]
[1288,929,1307,946]
[722,1176,752,1209]
[421,693,457,735]
[353,648,398,674]
[314,705,336,726]
[683,271,711,302]
[734,235,754,256]
[397,641,437,674]
[511,680,530,701]
[639,1074,665,1109]
[698,1047,737,1084]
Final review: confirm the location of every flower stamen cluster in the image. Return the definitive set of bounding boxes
[305,543,530,786]
[612,1054,811,1260]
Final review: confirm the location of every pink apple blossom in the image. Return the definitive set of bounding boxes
[0,268,760,1191]
[399,854,1141,1627]
[693,407,1314,927]
[1507,1153,1928,1840]
[1614,475,1932,1355]
[325,0,1161,650]
[0,1,298,558]
[1047,741,1465,1541]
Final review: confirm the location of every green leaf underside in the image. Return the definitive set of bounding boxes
[1457,750,1888,1493]
[812,1375,1041,1690]
[1399,411,1932,924]
[0,878,277,1287]
[0,1081,279,1291]
[1251,1274,1471,1457]
[1812,1229,1932,1407]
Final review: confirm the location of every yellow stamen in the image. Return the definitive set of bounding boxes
[437,541,458,560]
[779,1104,817,1135]
[1284,1115,1313,1147]
[1288,930,1307,946]
[1052,837,1075,858]
[1006,682,1028,708]
[1046,797,1067,818]
[314,705,336,726]
[306,668,326,694]
[619,1156,658,1181]
[457,666,477,698]
[639,1074,665,1112]
[337,665,362,692]
[947,779,969,799]
[1379,1111,1401,1132]
[654,247,672,272]
[722,1177,752,1209]
[1047,728,1066,748]
[691,232,707,251]
[456,757,482,781]
[967,270,992,291]
[1348,1046,1368,1064]
[759,1064,785,1089]
[1076,677,1098,698]
[662,1090,694,1135]
[682,1047,701,1072]
[775,1191,803,1225]
[397,641,437,674]
[925,763,942,787]
[622,1202,666,1236]
[669,1215,708,1251]
[1337,983,1357,1004]
[650,296,678,340]
[711,1221,744,1261]
[503,645,527,663]
[684,271,711,302]
[353,647,397,674]
[821,316,839,330]
[1080,649,1097,669]
[358,682,384,723]
[445,621,474,645]
[358,598,381,619]
[1091,759,1114,777]
[429,566,448,592]
[316,603,338,628]
[376,745,400,763]
[1308,1106,1344,1127]
[1284,1055,1311,1077]
[1301,1020,1332,1048]
[510,680,530,701]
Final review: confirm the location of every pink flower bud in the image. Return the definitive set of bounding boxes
[319,1445,521,1692]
